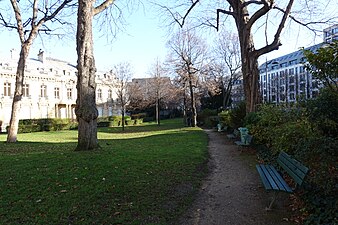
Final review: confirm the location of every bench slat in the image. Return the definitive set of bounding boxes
[265,165,287,192]
[256,164,293,193]
[260,165,280,190]
[279,152,309,174]
[266,165,293,193]
[278,152,309,186]
[256,164,273,190]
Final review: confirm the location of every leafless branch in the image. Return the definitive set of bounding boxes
[274,6,338,34]
[247,1,272,30]
[242,0,266,8]
[9,0,25,43]
[216,8,234,31]
[94,0,117,16]
[254,0,295,57]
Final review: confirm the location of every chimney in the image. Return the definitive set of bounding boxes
[38,49,45,63]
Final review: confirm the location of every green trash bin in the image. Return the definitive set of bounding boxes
[238,127,249,143]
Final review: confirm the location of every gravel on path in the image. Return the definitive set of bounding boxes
[177,129,294,225]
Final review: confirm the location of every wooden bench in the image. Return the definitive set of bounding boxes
[256,151,309,210]
[235,134,253,146]
[226,129,239,139]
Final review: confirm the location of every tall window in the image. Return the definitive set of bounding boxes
[97,89,102,99]
[108,89,112,99]
[23,84,29,97]
[4,82,11,96]
[54,87,60,99]
[67,88,72,100]
[40,85,47,98]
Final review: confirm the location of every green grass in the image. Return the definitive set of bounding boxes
[0,118,208,225]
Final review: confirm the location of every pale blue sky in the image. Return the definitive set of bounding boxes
[0,1,337,78]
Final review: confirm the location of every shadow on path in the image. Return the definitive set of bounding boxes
[178,129,293,225]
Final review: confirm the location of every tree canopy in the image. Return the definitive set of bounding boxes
[303,41,338,91]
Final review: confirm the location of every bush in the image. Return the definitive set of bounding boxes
[305,87,338,137]
[245,98,337,224]
[218,101,246,130]
[9,118,78,133]
[197,109,218,128]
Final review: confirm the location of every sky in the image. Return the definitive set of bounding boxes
[0,1,337,78]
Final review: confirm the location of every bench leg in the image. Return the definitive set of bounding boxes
[266,192,279,211]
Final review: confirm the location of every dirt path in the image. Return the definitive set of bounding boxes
[178,129,293,225]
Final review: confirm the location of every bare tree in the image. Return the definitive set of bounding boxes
[127,80,147,112]
[213,31,241,108]
[75,0,118,150]
[147,58,170,125]
[113,62,133,131]
[0,0,74,143]
[160,0,338,113]
[167,29,207,127]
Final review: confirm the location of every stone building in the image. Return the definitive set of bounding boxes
[0,50,120,132]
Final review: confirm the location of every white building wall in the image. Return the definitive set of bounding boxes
[0,51,120,132]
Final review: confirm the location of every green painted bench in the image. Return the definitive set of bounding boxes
[235,134,253,146]
[226,129,239,139]
[256,151,309,210]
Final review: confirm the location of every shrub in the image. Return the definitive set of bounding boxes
[218,101,246,130]
[245,100,337,224]
[305,87,338,137]
[197,109,218,128]
[9,118,78,133]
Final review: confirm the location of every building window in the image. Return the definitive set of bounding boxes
[40,85,47,98]
[54,87,60,99]
[23,84,29,97]
[97,89,102,99]
[108,89,112,99]
[4,82,11,96]
[67,88,72,100]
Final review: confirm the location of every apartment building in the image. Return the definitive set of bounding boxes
[323,24,338,43]
[259,43,324,104]
[259,25,337,104]
[0,50,120,132]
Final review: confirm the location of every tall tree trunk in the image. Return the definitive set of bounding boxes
[6,45,30,143]
[188,77,197,127]
[75,0,99,151]
[236,6,261,113]
[121,106,125,131]
[224,75,234,108]
[241,53,260,113]
[183,90,187,126]
[156,98,161,126]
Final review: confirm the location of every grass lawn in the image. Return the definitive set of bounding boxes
[0,118,209,225]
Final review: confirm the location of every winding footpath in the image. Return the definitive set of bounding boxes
[178,129,293,225]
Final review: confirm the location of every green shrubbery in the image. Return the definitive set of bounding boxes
[197,109,218,128]
[218,101,246,130]
[11,118,78,133]
[244,88,337,224]
[97,115,143,127]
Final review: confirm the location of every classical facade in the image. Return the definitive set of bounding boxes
[0,50,120,132]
